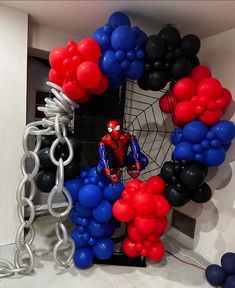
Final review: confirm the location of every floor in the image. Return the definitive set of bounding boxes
[0,216,211,288]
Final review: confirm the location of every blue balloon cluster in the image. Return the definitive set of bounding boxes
[65,167,124,269]
[171,120,235,167]
[93,11,147,87]
[206,252,235,288]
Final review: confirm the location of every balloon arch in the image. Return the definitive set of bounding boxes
[46,12,234,270]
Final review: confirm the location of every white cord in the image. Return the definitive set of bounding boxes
[163,239,207,269]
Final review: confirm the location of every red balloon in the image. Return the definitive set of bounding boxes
[132,192,155,215]
[125,179,145,194]
[154,195,171,218]
[221,88,232,107]
[146,176,165,194]
[113,199,135,222]
[154,217,168,237]
[90,75,108,95]
[197,78,222,99]
[199,109,222,125]
[148,241,165,261]
[122,238,139,258]
[77,38,101,63]
[159,92,178,113]
[122,190,133,203]
[174,78,196,101]
[49,69,63,87]
[134,215,157,235]
[195,105,206,115]
[63,80,88,102]
[77,61,101,89]
[127,223,145,242]
[174,102,196,123]
[49,46,66,71]
[190,66,212,83]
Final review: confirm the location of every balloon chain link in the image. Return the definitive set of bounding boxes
[0,82,78,277]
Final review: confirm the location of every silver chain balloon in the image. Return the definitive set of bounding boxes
[0,82,79,277]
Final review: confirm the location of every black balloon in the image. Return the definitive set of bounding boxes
[64,159,81,180]
[40,136,53,149]
[148,71,168,91]
[137,76,149,90]
[170,57,191,80]
[146,35,166,60]
[38,147,55,170]
[36,170,56,193]
[165,185,189,207]
[180,164,205,190]
[190,183,212,203]
[190,56,200,68]
[181,34,201,57]
[161,161,178,183]
[159,26,181,50]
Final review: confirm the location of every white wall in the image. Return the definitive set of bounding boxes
[28,21,81,57]
[167,28,235,263]
[0,4,28,245]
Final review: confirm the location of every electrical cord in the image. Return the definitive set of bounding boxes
[163,239,206,271]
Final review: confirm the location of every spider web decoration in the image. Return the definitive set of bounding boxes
[122,80,175,181]
[74,81,175,182]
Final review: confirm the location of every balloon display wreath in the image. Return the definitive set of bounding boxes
[47,11,235,276]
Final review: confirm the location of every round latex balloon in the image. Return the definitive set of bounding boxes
[77,62,101,88]
[111,25,136,52]
[77,38,100,63]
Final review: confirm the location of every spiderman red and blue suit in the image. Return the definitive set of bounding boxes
[97,120,148,182]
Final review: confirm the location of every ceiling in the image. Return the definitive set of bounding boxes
[2,1,235,39]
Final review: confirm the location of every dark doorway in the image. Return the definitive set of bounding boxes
[74,84,126,167]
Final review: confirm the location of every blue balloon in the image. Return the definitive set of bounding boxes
[210,139,221,148]
[225,275,235,288]
[69,208,79,225]
[111,25,136,52]
[92,200,113,223]
[88,167,99,178]
[171,128,184,145]
[223,142,231,151]
[108,12,131,29]
[93,238,114,260]
[205,264,226,287]
[103,182,124,203]
[64,179,83,204]
[132,27,147,48]
[193,144,203,153]
[71,228,87,248]
[80,170,88,180]
[73,247,94,269]
[221,252,235,275]
[109,72,125,88]
[75,204,92,218]
[173,142,194,161]
[211,120,235,144]
[93,27,112,52]
[100,50,122,78]
[87,220,108,238]
[203,148,226,167]
[201,139,210,150]
[78,184,102,208]
[125,60,144,79]
[105,222,115,237]
[183,121,208,144]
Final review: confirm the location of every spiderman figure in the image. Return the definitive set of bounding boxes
[97,120,148,182]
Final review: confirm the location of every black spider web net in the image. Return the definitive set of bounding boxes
[75,80,175,182]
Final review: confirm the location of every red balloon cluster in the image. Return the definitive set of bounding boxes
[159,66,232,126]
[113,176,171,261]
[49,38,108,103]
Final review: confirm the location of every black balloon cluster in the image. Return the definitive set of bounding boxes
[160,160,212,207]
[138,26,201,91]
[36,135,82,193]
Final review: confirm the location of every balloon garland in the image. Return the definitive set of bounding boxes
[93,11,147,87]
[47,11,235,272]
[137,26,201,91]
